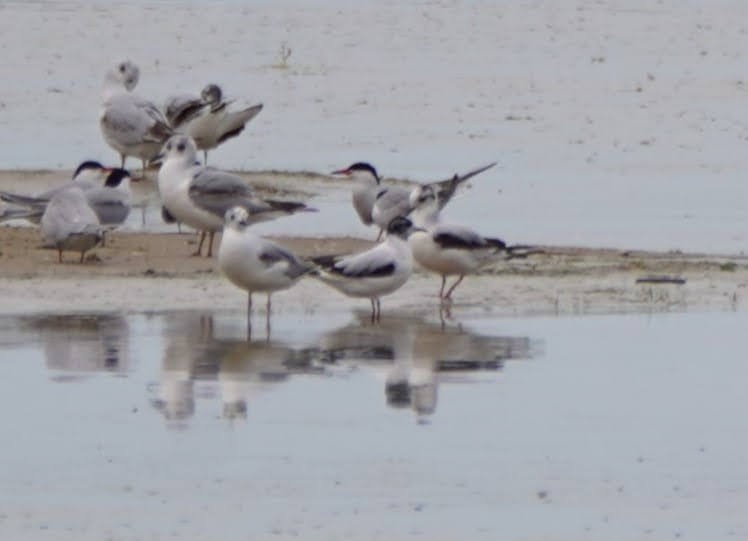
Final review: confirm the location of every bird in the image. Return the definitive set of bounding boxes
[156,134,315,257]
[181,84,263,165]
[0,163,133,234]
[218,206,314,336]
[311,216,416,322]
[331,161,497,241]
[40,186,103,263]
[407,183,518,301]
[99,60,173,176]
[163,93,207,131]
[0,161,110,218]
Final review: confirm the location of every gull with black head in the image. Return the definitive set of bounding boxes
[312,216,416,322]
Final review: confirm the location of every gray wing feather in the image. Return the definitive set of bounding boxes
[259,243,312,279]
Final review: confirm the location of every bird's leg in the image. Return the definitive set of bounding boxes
[246,292,253,340]
[100,230,107,248]
[79,250,85,264]
[58,249,63,263]
[444,275,465,300]
[203,150,208,165]
[206,231,216,257]
[265,294,272,340]
[376,228,384,242]
[439,275,447,299]
[120,154,126,169]
[192,231,206,256]
[370,298,376,323]
[141,159,148,180]
[374,298,381,323]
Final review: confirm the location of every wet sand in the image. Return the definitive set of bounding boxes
[1,223,746,317]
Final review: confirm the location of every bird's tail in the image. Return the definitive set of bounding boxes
[504,244,544,259]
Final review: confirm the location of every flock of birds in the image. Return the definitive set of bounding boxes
[0,60,534,328]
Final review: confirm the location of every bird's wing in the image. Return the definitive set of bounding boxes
[164,94,206,128]
[258,242,312,279]
[432,223,504,250]
[216,103,263,144]
[325,245,397,278]
[187,167,255,218]
[428,162,497,210]
[101,95,172,145]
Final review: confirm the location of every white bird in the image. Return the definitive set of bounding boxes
[163,93,207,131]
[156,134,315,257]
[40,186,103,263]
[311,216,415,322]
[99,60,173,176]
[332,161,497,241]
[218,206,314,335]
[0,163,133,232]
[407,184,511,301]
[170,84,263,165]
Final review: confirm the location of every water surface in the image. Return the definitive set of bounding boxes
[0,308,746,539]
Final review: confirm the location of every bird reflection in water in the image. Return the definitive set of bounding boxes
[312,311,538,420]
[151,312,314,423]
[17,313,130,380]
[148,310,537,424]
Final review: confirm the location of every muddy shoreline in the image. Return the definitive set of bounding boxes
[1,225,746,317]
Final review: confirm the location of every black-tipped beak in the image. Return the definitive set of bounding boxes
[331,168,351,176]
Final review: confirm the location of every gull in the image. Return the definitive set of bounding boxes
[163,93,207,131]
[100,60,173,176]
[156,134,314,257]
[182,84,263,165]
[218,206,314,336]
[0,162,133,233]
[331,161,497,241]
[40,186,103,263]
[311,216,415,322]
[408,184,534,301]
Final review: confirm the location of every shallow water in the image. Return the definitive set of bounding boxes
[2,2,748,252]
[0,308,747,539]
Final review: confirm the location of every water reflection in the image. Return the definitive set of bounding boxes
[312,313,536,419]
[0,310,537,423]
[14,313,130,380]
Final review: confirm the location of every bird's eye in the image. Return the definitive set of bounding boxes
[176,143,186,152]
[119,63,126,73]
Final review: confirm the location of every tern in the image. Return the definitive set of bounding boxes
[40,186,103,263]
[0,163,133,233]
[332,161,496,241]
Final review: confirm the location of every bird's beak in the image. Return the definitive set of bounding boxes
[331,168,350,176]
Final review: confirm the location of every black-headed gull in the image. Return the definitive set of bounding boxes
[40,186,103,263]
[218,206,314,335]
[332,161,497,241]
[100,60,173,176]
[408,184,521,301]
[311,216,415,322]
[156,134,314,257]
[164,84,263,165]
